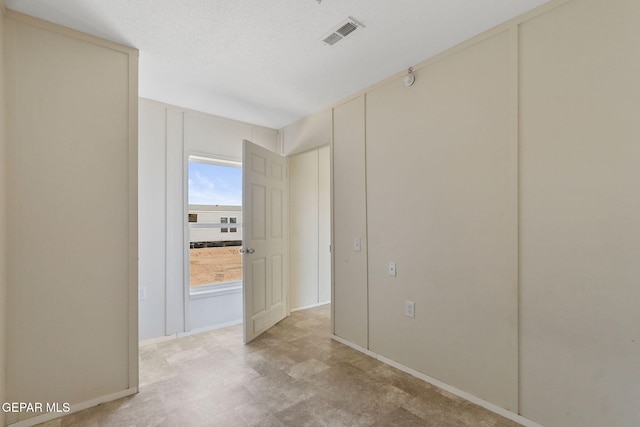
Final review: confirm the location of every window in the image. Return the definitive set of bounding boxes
[187,156,243,292]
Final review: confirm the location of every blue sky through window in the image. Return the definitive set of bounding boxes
[188,162,242,206]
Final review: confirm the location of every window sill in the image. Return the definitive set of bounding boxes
[189,281,242,300]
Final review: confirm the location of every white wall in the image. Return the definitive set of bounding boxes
[138,101,167,340]
[289,150,318,308]
[165,108,185,336]
[318,147,331,303]
[289,146,330,310]
[0,4,7,426]
[138,99,279,340]
[328,0,640,426]
[282,109,331,156]
[4,10,138,425]
[279,109,333,313]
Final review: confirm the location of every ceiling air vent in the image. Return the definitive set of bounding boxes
[321,17,363,46]
[336,21,357,37]
[323,33,343,46]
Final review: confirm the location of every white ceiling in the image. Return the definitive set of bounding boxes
[4,0,549,129]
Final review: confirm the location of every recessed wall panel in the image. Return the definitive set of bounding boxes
[333,96,368,348]
[365,31,517,410]
[5,13,137,421]
[519,0,640,425]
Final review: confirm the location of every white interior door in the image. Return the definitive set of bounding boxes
[242,140,288,343]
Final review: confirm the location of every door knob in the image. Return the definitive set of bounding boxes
[239,248,255,254]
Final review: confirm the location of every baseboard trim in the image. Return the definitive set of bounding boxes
[141,319,244,345]
[177,318,243,338]
[330,334,377,358]
[139,333,179,346]
[8,387,138,427]
[330,335,543,427]
[291,301,330,312]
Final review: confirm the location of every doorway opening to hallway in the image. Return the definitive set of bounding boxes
[185,156,244,329]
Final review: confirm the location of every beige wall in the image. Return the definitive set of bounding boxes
[0,3,7,426]
[519,0,640,425]
[330,0,640,425]
[4,11,138,424]
[289,146,330,310]
[365,30,518,410]
[332,96,368,348]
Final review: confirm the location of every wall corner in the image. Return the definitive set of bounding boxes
[0,2,7,425]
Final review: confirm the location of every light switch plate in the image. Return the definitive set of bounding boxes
[354,237,361,252]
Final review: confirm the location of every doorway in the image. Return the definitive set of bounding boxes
[184,155,244,333]
[180,147,331,336]
[288,146,331,312]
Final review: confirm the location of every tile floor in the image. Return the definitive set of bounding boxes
[39,305,521,426]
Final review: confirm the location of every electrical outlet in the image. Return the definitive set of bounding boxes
[388,262,397,277]
[139,287,147,300]
[354,237,361,252]
[405,300,415,318]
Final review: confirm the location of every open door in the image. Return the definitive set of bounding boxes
[242,140,288,343]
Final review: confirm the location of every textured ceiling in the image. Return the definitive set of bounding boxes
[5,0,549,128]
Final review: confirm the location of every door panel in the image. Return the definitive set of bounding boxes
[251,258,266,313]
[243,140,288,343]
[271,189,283,238]
[271,255,283,304]
[252,184,267,239]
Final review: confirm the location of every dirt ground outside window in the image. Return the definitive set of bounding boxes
[189,246,242,286]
